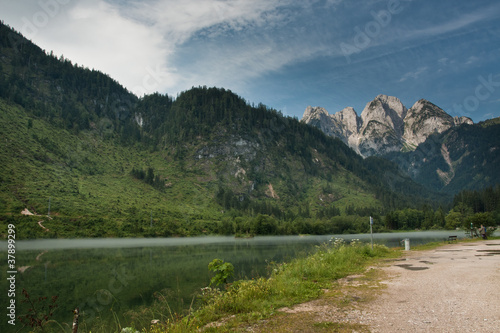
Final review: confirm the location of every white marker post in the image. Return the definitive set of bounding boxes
[370,216,374,250]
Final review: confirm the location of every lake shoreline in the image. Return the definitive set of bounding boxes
[1,230,475,251]
[1,233,494,332]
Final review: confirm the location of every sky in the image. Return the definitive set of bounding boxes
[1,0,500,122]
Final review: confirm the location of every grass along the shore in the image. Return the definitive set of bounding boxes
[140,239,400,332]
[141,237,495,332]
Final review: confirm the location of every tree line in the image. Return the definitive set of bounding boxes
[385,186,499,232]
[131,167,166,191]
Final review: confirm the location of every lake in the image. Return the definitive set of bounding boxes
[0,231,476,332]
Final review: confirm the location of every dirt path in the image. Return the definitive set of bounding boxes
[38,220,50,231]
[359,240,500,332]
[249,240,500,332]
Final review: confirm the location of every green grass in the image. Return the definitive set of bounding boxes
[143,241,397,332]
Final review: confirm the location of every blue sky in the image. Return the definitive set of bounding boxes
[1,0,499,122]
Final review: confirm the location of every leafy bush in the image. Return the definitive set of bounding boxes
[208,259,234,287]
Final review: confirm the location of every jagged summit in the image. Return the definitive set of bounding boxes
[404,99,453,148]
[357,95,408,155]
[301,95,473,157]
[362,95,408,119]
[302,106,361,149]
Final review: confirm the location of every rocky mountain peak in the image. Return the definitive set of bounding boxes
[333,107,361,132]
[403,99,455,148]
[301,95,473,157]
[301,106,341,139]
[373,94,408,119]
[406,99,449,118]
[360,95,408,140]
[302,106,329,123]
[453,116,474,126]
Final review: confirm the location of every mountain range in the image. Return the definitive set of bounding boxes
[2,21,448,238]
[301,94,473,157]
[0,21,497,238]
[301,95,500,193]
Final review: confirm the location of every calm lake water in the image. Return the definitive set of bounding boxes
[0,231,477,332]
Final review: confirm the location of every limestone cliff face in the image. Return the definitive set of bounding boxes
[454,116,474,126]
[301,95,473,157]
[403,99,454,149]
[358,95,407,156]
[302,106,340,138]
[302,106,361,150]
[334,107,362,150]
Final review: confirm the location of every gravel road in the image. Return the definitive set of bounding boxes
[362,240,500,332]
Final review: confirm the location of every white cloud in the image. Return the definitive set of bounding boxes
[97,0,337,96]
[1,0,302,96]
[59,0,176,93]
[438,57,449,66]
[116,0,295,45]
[113,0,300,93]
[325,0,343,7]
[465,55,480,65]
[1,0,499,123]
[399,66,429,82]
[0,0,174,94]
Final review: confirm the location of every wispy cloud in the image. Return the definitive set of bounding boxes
[107,0,339,95]
[1,0,303,95]
[399,67,429,82]
[438,57,450,66]
[114,0,301,92]
[120,0,293,43]
[465,56,480,65]
[0,0,498,122]
[105,0,302,94]
[400,3,500,41]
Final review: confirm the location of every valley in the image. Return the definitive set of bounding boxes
[0,21,498,240]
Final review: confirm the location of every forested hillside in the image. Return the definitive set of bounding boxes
[2,22,493,239]
[385,117,500,193]
[385,185,500,232]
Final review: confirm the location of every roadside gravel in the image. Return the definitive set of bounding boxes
[246,240,500,333]
[359,240,500,332]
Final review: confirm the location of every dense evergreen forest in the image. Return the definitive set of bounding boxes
[385,186,500,232]
[0,22,498,239]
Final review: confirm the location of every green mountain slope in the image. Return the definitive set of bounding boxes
[0,22,443,238]
[0,98,224,238]
[0,21,135,134]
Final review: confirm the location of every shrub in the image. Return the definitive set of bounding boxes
[208,259,234,287]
